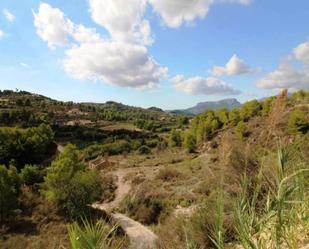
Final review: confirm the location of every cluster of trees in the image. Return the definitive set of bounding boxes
[288,109,309,134]
[96,106,162,122]
[0,164,45,223]
[0,109,39,127]
[0,145,103,222]
[44,145,102,217]
[0,124,54,168]
[169,95,307,152]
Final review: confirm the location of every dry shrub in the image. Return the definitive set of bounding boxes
[120,181,170,225]
[101,174,117,202]
[156,168,183,181]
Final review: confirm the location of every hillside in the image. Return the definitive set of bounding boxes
[171,98,241,115]
[0,89,308,249]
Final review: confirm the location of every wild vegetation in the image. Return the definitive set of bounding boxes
[0,89,308,249]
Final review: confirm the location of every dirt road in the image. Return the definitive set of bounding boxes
[93,168,158,249]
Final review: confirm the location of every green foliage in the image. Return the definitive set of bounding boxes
[44,145,102,217]
[185,133,197,153]
[169,129,182,147]
[261,96,275,116]
[177,116,189,127]
[121,196,165,225]
[234,147,309,249]
[228,109,241,125]
[0,109,38,127]
[67,218,123,249]
[236,121,248,140]
[20,164,45,186]
[0,124,54,168]
[0,165,20,222]
[239,100,262,121]
[138,145,151,155]
[291,90,309,101]
[215,109,229,127]
[288,109,309,134]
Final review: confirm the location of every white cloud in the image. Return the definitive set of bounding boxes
[148,0,253,28]
[257,41,309,91]
[0,29,4,38]
[33,3,74,49]
[149,0,210,28]
[33,0,255,89]
[20,62,30,68]
[256,60,309,90]
[211,54,251,76]
[64,41,167,88]
[88,0,153,45]
[34,3,166,89]
[3,9,15,22]
[172,74,240,95]
[293,41,309,65]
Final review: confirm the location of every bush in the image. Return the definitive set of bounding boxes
[156,168,182,181]
[0,165,20,222]
[138,145,151,155]
[288,109,309,134]
[236,121,248,140]
[44,144,102,217]
[121,196,165,225]
[185,133,197,153]
[229,109,241,126]
[20,164,45,186]
[0,124,54,168]
[169,129,182,147]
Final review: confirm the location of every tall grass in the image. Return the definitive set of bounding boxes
[67,218,124,249]
[234,147,309,249]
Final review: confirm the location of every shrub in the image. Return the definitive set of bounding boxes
[229,109,241,126]
[44,145,102,217]
[169,129,182,147]
[138,145,151,155]
[0,124,54,168]
[236,121,248,140]
[288,109,309,134]
[20,164,45,186]
[67,218,123,249]
[185,133,197,153]
[121,196,165,225]
[239,100,262,121]
[156,168,182,181]
[0,165,20,222]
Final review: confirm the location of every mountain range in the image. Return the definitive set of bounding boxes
[170,98,242,115]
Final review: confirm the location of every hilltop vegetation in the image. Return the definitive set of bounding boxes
[0,89,308,249]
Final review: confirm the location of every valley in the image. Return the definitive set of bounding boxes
[0,89,308,249]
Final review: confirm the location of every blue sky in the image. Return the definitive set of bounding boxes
[0,0,309,109]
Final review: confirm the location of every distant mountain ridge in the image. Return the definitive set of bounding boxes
[170,98,241,115]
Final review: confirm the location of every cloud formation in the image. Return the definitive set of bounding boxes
[33,3,166,88]
[64,41,167,88]
[210,54,251,76]
[33,0,254,89]
[149,0,253,28]
[293,41,309,65]
[257,60,309,90]
[89,0,152,45]
[172,74,240,95]
[33,3,74,49]
[0,29,4,38]
[257,41,309,90]
[3,9,15,22]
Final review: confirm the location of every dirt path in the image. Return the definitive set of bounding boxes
[93,168,158,249]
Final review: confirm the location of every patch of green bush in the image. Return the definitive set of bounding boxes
[288,109,309,134]
[44,144,102,218]
[0,165,21,222]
